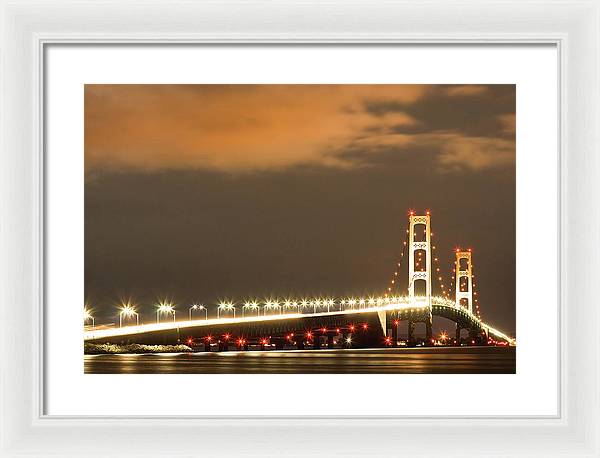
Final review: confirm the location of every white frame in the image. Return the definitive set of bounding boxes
[0,1,598,456]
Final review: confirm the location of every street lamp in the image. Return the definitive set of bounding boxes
[325,299,334,312]
[243,301,260,317]
[300,299,309,314]
[217,301,235,319]
[189,304,207,321]
[83,306,94,329]
[313,299,322,314]
[119,303,139,327]
[156,301,175,323]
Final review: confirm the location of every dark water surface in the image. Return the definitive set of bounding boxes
[85,346,515,374]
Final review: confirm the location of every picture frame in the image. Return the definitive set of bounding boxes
[0,0,598,456]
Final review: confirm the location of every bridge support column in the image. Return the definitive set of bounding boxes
[313,336,321,350]
[455,325,461,346]
[327,333,334,349]
[425,316,433,346]
[407,320,415,346]
[296,340,305,350]
[204,342,211,352]
[391,324,398,347]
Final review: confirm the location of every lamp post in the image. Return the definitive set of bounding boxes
[83,307,95,329]
[119,304,139,327]
[189,304,207,321]
[156,301,175,323]
[243,301,259,317]
[217,301,235,319]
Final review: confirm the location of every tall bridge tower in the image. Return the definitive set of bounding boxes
[407,212,433,343]
[408,213,432,307]
[454,249,473,313]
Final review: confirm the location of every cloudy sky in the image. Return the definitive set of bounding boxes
[85,84,515,335]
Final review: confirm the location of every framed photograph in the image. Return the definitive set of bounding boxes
[1,1,598,457]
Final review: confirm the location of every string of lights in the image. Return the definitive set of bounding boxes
[384,222,409,297]
[472,263,482,320]
[430,228,449,298]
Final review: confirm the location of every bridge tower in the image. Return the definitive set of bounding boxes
[408,213,432,307]
[407,212,433,344]
[454,249,473,313]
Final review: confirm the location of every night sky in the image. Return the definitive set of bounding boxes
[84,84,515,335]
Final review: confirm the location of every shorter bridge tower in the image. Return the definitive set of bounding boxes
[454,249,473,313]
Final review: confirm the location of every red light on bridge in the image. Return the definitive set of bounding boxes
[321,327,327,333]
[408,209,415,216]
[205,335,212,342]
[223,334,231,340]
[349,325,356,331]
[362,324,368,330]
[306,332,313,339]
[261,339,268,345]
[393,320,399,326]
[384,337,392,345]
[336,328,340,333]
[426,210,430,216]
[187,338,193,344]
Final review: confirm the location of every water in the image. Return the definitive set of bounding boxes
[85,346,515,374]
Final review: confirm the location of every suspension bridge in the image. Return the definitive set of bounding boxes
[84,212,515,349]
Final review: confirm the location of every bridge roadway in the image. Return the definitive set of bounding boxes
[85,298,514,348]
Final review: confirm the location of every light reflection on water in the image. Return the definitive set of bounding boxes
[85,347,515,374]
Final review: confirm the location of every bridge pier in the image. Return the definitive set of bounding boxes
[455,325,461,346]
[407,320,415,346]
[204,342,211,352]
[391,324,398,347]
[327,333,334,349]
[296,340,305,350]
[425,317,433,346]
[313,336,321,350]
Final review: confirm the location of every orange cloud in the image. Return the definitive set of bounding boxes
[85,84,514,174]
[85,85,423,173]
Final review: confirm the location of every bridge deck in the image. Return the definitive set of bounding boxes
[84,299,514,344]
